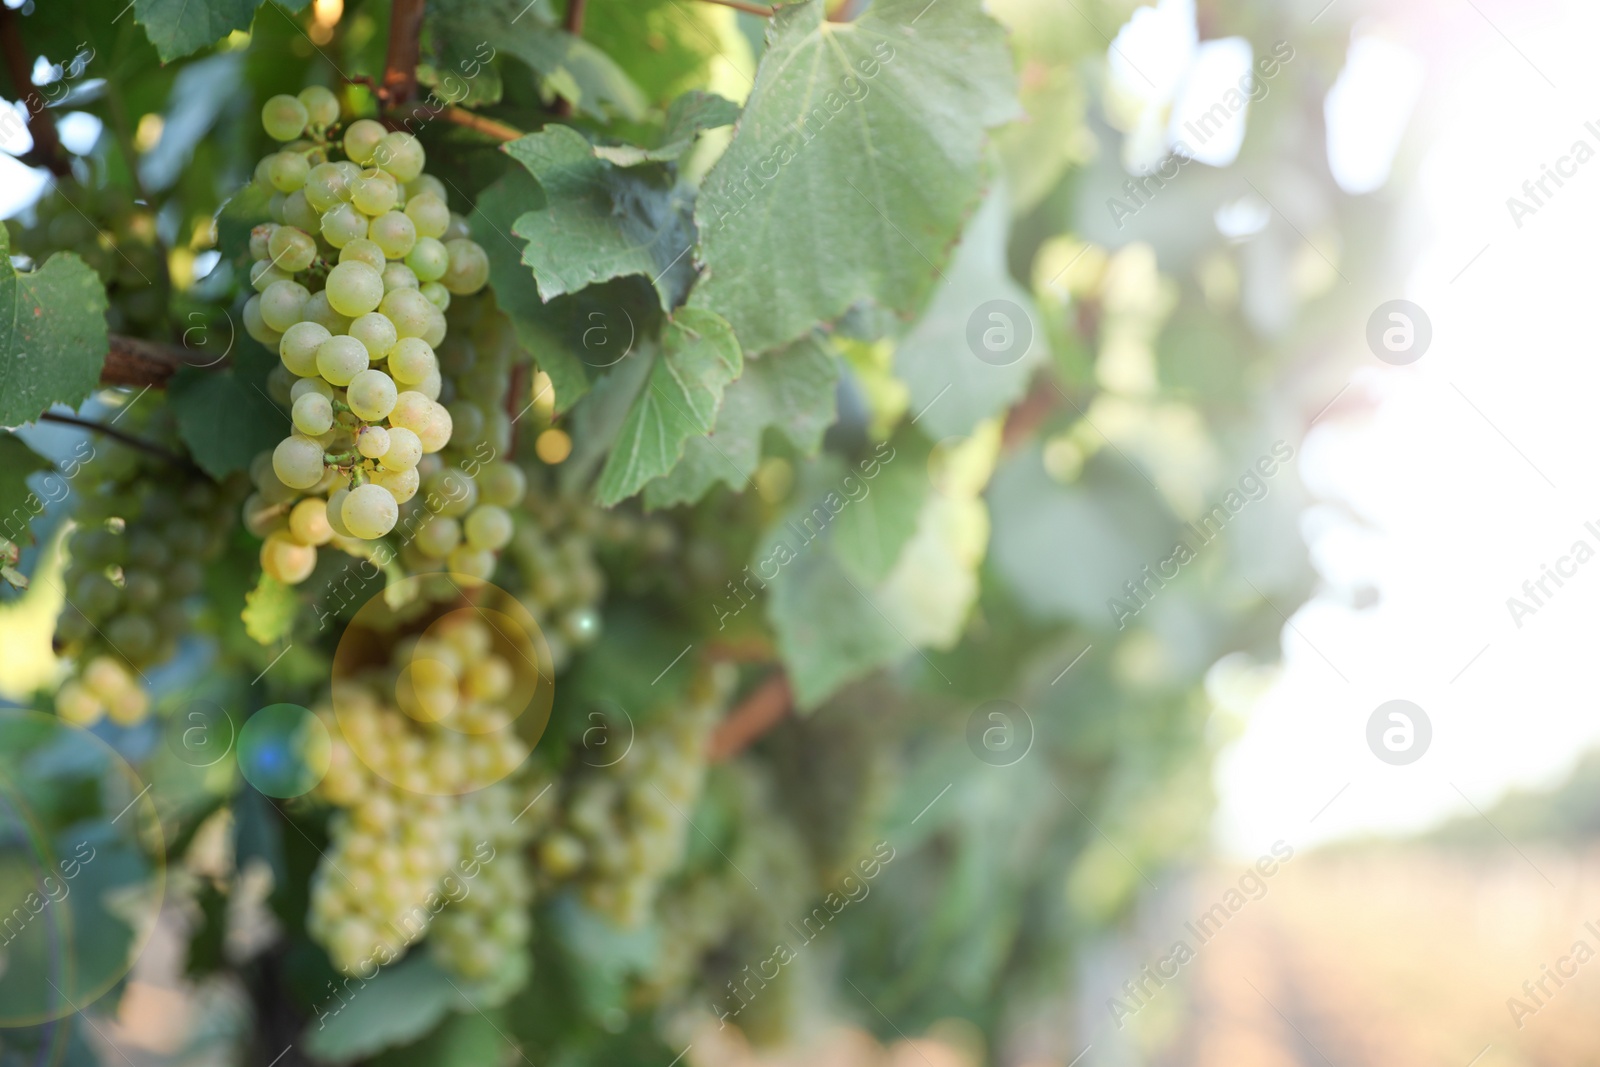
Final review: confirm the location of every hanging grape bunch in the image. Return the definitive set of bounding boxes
[240,88,491,584]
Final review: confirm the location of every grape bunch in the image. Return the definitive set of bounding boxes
[53,434,235,727]
[240,89,491,582]
[307,612,537,983]
[532,663,735,927]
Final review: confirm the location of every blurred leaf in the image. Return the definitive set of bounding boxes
[134,0,309,63]
[168,361,285,479]
[830,430,931,585]
[595,308,741,506]
[302,955,467,1064]
[0,228,108,430]
[689,0,1018,353]
[369,1010,510,1067]
[242,572,296,645]
[139,53,243,192]
[0,434,53,549]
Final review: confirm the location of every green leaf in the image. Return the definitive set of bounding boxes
[0,434,53,547]
[167,355,286,479]
[369,1011,509,1067]
[0,227,108,429]
[595,308,741,506]
[134,0,309,63]
[830,430,931,584]
[892,183,1046,439]
[643,332,838,509]
[242,572,296,645]
[506,126,696,310]
[594,90,742,167]
[583,0,748,108]
[428,0,646,120]
[302,955,469,1065]
[689,0,1018,353]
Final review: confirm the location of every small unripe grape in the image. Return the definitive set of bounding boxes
[379,288,435,340]
[249,223,279,260]
[414,515,461,558]
[298,85,340,129]
[343,483,399,539]
[351,168,399,216]
[243,294,281,345]
[290,375,336,402]
[325,487,353,538]
[267,151,310,193]
[373,131,425,182]
[406,236,449,282]
[289,498,335,546]
[260,279,310,332]
[390,391,433,432]
[404,193,450,238]
[273,434,327,489]
[349,311,399,358]
[302,290,354,334]
[381,426,423,471]
[476,462,526,507]
[268,225,317,273]
[251,260,291,293]
[339,238,387,272]
[320,202,368,248]
[369,211,416,258]
[326,261,385,317]
[283,190,320,232]
[343,119,387,165]
[262,94,309,141]
[348,368,399,421]
[382,263,419,291]
[387,338,437,385]
[262,531,317,583]
[440,239,490,294]
[372,465,419,503]
[357,425,391,459]
[293,391,335,435]
[418,403,452,452]
[317,335,370,386]
[420,281,450,311]
[464,505,513,551]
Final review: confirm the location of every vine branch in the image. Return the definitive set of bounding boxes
[381,0,427,109]
[0,4,70,177]
[709,672,791,762]
[99,334,220,389]
[38,411,198,471]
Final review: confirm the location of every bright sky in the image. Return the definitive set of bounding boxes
[1215,0,1600,855]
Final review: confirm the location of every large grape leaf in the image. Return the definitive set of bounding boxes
[689,0,1019,354]
[642,332,838,509]
[0,227,108,430]
[893,182,1046,439]
[427,0,646,120]
[507,126,697,310]
[593,91,742,167]
[302,955,469,1064]
[167,349,285,479]
[134,0,309,63]
[595,308,741,506]
[829,429,931,584]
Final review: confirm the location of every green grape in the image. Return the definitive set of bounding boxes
[325,487,354,537]
[351,169,400,216]
[267,363,296,405]
[415,367,444,402]
[420,281,450,311]
[261,531,316,583]
[253,155,276,189]
[443,212,471,241]
[267,151,310,193]
[348,312,398,360]
[380,427,423,471]
[268,225,317,273]
[274,434,327,489]
[298,85,340,129]
[243,294,282,345]
[343,483,399,539]
[122,570,162,611]
[440,239,490,294]
[73,572,120,619]
[260,279,311,332]
[326,261,384,317]
[267,192,287,223]
[280,321,333,377]
[382,262,420,291]
[283,189,320,232]
[406,236,449,282]
[320,202,368,248]
[369,211,417,258]
[415,515,461,558]
[446,401,485,447]
[250,260,290,293]
[357,425,391,459]
[303,290,354,334]
[380,288,435,339]
[343,119,387,165]
[105,613,156,660]
[404,193,450,239]
[290,375,336,403]
[388,338,437,385]
[316,334,369,386]
[446,546,495,580]
[476,462,526,508]
[304,162,351,212]
[425,468,476,517]
[464,505,513,551]
[417,402,452,452]
[262,94,310,141]
[390,391,435,432]
[348,368,399,421]
[293,392,335,435]
[374,131,425,183]
[372,465,419,503]
[289,498,334,546]
[339,237,387,272]
[249,223,279,260]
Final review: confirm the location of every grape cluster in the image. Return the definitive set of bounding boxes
[240,89,491,581]
[53,438,235,727]
[7,182,168,335]
[533,663,734,927]
[307,613,537,982]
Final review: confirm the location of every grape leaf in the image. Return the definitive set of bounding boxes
[583,0,747,108]
[688,0,1018,354]
[643,332,838,508]
[167,354,286,479]
[427,0,646,120]
[506,126,697,309]
[0,434,52,544]
[595,308,741,506]
[134,0,310,63]
[830,430,931,585]
[302,955,470,1064]
[892,182,1046,439]
[594,91,741,167]
[0,226,108,430]
[242,572,296,645]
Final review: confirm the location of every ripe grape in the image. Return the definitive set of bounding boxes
[339,238,387,272]
[274,434,327,489]
[267,151,310,193]
[420,281,450,311]
[262,531,317,583]
[343,119,387,165]
[304,161,351,212]
[251,260,291,292]
[260,278,310,332]
[405,193,450,238]
[268,225,317,273]
[298,85,340,129]
[464,505,513,552]
[375,131,425,183]
[262,94,310,141]
[406,236,449,282]
[349,311,399,358]
[343,483,399,539]
[347,368,399,422]
[316,334,369,386]
[293,392,335,436]
[381,287,435,339]
[321,202,368,248]
[352,168,400,216]
[381,426,423,471]
[280,321,333,377]
[383,262,420,291]
[369,211,417,258]
[289,498,335,546]
[326,261,384,317]
[387,338,437,384]
[283,190,320,232]
[243,294,281,345]
[373,466,420,503]
[440,240,490,294]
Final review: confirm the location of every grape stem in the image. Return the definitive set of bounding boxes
[101,334,224,388]
[37,411,200,472]
[0,5,70,176]
[708,672,791,762]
